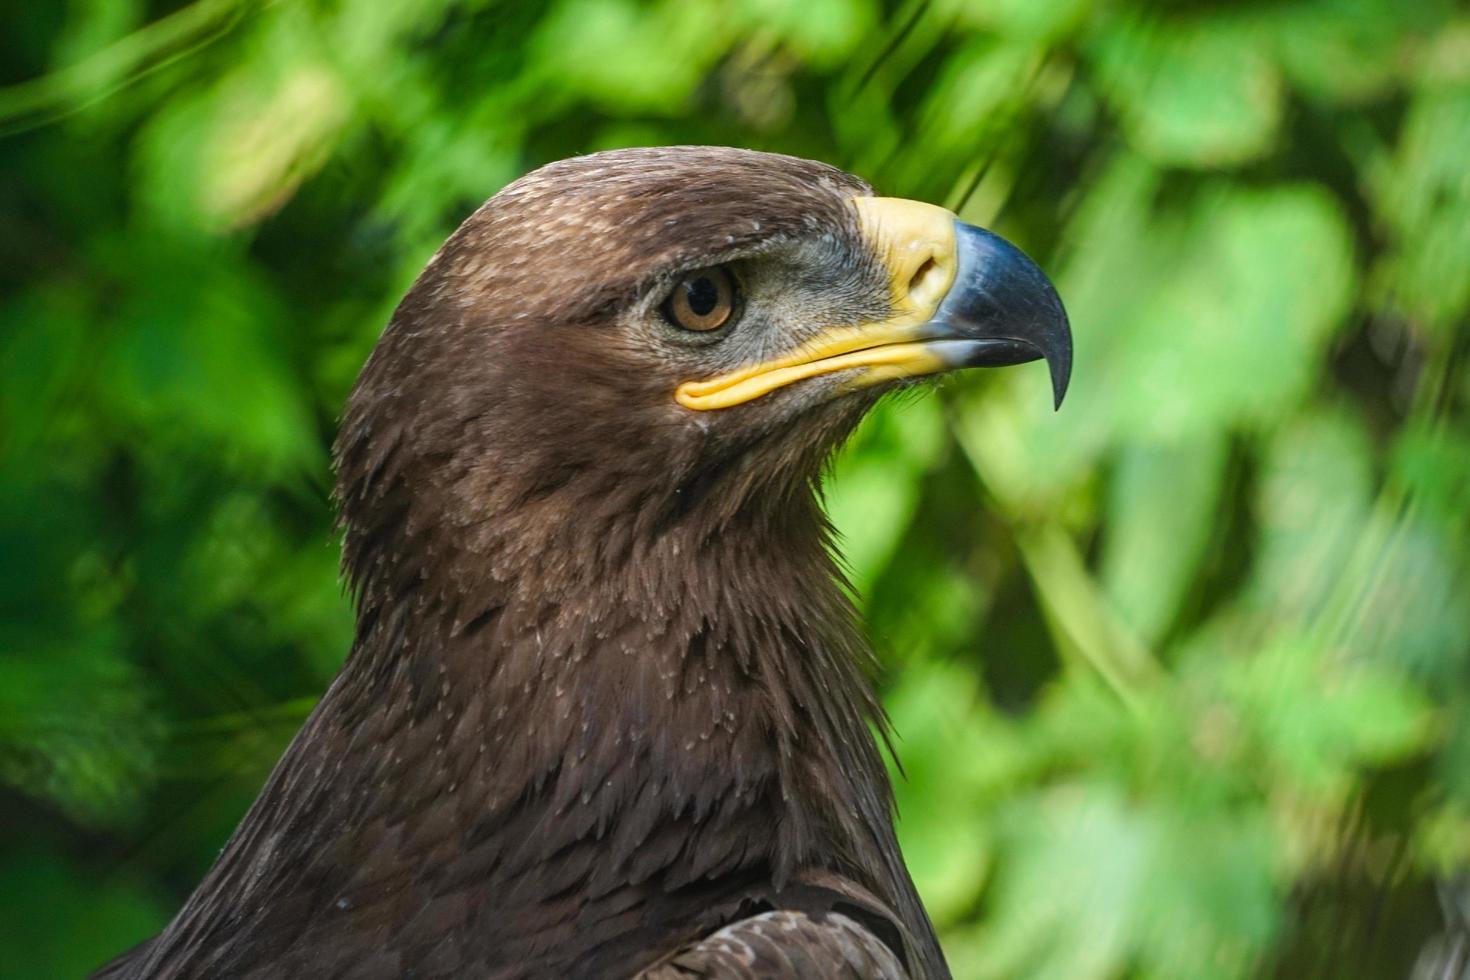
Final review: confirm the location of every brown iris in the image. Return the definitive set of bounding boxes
[663,267,736,332]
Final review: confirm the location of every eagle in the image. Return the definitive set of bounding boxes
[95,146,1070,980]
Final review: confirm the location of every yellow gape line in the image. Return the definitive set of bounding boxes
[675,197,959,411]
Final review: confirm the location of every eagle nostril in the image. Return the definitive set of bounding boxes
[907,254,945,309]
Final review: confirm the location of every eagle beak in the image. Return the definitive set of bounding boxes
[674,198,1072,411]
[928,220,1073,409]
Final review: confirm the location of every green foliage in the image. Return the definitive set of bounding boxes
[2,0,1468,975]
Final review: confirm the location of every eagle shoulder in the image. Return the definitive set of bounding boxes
[638,908,908,979]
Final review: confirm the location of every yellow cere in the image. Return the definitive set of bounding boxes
[674,197,959,411]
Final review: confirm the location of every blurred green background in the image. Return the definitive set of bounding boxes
[3,0,1469,977]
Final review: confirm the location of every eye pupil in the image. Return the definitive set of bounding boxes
[686,277,718,316]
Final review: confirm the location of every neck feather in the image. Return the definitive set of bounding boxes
[336,473,894,880]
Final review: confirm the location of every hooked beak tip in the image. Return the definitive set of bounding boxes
[932,222,1073,411]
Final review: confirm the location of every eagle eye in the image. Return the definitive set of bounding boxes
[663,267,737,332]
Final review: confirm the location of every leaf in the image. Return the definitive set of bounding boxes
[912,39,1038,157]
[532,0,732,112]
[1109,185,1355,440]
[1264,0,1417,104]
[1392,421,1470,543]
[97,239,320,476]
[1413,800,1470,874]
[1340,518,1470,683]
[0,286,90,465]
[1101,432,1227,646]
[51,0,144,73]
[1090,15,1282,168]
[1368,88,1470,331]
[732,0,876,66]
[1219,636,1436,802]
[941,0,1090,43]
[198,63,350,230]
[885,659,1019,925]
[177,491,353,679]
[827,395,945,593]
[976,785,1149,980]
[1252,410,1373,624]
[135,9,351,232]
[973,783,1278,980]
[0,633,161,828]
[1439,700,1470,805]
[0,851,166,980]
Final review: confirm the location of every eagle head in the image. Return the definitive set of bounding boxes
[334,146,1069,606]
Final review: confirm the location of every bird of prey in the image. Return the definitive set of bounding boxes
[94,146,1070,980]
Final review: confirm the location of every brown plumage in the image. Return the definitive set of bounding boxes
[95,146,1070,980]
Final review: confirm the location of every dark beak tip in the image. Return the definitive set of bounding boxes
[1048,315,1073,411]
[943,221,1073,413]
[1027,260,1072,413]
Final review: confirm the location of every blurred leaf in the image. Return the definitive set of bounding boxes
[974,782,1277,980]
[1264,0,1414,104]
[733,0,875,66]
[1218,635,1436,803]
[912,39,1038,158]
[1393,421,1470,543]
[0,285,90,464]
[941,0,1089,43]
[828,395,945,593]
[1415,801,1470,874]
[1369,87,1470,332]
[52,0,143,71]
[1252,411,1470,682]
[1090,15,1282,168]
[532,0,731,113]
[1101,432,1227,646]
[0,634,161,827]
[885,660,1010,925]
[964,153,1163,503]
[1418,17,1470,87]
[328,0,467,73]
[1253,410,1373,623]
[1109,185,1355,439]
[178,492,352,679]
[374,108,523,248]
[98,241,320,475]
[134,8,350,232]
[0,852,166,980]
[1439,704,1470,806]
[198,62,349,229]
[1340,518,1470,682]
